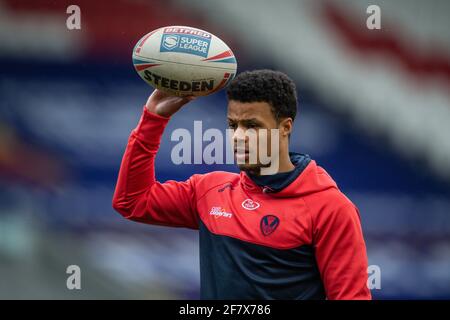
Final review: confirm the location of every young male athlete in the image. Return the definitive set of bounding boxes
[112,70,371,300]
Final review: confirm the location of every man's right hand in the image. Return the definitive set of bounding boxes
[145,89,196,118]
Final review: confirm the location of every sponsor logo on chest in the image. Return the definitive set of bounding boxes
[241,199,260,210]
[209,206,233,219]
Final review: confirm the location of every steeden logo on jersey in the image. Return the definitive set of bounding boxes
[209,206,233,219]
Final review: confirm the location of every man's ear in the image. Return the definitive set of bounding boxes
[279,118,293,138]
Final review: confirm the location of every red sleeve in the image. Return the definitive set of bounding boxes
[112,106,199,229]
[313,203,371,300]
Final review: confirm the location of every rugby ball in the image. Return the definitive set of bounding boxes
[132,26,237,97]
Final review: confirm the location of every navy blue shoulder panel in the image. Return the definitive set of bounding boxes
[199,221,325,300]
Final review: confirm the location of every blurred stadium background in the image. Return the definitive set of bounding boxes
[1,0,450,299]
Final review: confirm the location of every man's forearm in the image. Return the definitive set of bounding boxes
[112,106,170,217]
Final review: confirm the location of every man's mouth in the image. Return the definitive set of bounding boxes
[234,148,251,159]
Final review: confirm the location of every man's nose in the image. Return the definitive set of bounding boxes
[232,126,248,142]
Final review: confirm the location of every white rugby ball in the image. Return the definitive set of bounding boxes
[132,26,237,97]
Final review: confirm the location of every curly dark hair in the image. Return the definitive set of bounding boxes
[226,69,298,123]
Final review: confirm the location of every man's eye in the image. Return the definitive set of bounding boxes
[228,123,237,129]
[247,123,258,129]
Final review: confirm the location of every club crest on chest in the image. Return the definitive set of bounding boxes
[260,215,280,236]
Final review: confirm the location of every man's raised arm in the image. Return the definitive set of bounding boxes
[112,90,200,229]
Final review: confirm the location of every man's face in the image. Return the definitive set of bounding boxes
[227,100,280,173]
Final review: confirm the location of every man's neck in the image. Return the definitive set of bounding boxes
[278,153,296,173]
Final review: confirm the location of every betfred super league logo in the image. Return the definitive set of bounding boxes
[162,35,179,50]
[160,27,211,58]
[260,215,280,236]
